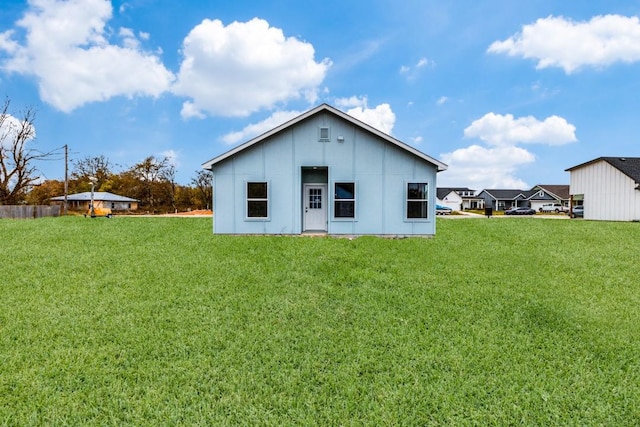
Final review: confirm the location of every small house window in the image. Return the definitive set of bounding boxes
[319,126,330,141]
[407,182,428,219]
[334,182,355,218]
[247,182,268,218]
[539,190,544,197]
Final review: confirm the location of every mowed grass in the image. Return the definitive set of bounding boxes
[1,217,639,425]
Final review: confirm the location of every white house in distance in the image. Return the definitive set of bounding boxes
[202,104,447,236]
[566,157,640,221]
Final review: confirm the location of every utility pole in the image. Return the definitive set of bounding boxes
[64,144,68,215]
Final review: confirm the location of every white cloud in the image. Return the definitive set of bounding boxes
[440,111,577,189]
[221,110,301,145]
[335,95,367,109]
[173,18,331,119]
[464,112,577,146]
[1,113,36,148]
[0,0,175,112]
[344,103,395,135]
[436,96,448,105]
[334,96,395,134]
[399,57,434,79]
[160,149,179,166]
[488,14,640,73]
[439,145,534,189]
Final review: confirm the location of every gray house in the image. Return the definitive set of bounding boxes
[202,104,447,236]
[477,189,527,211]
[51,191,139,212]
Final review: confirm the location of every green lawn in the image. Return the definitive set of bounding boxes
[1,217,638,425]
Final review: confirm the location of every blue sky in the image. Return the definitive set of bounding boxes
[2,0,640,188]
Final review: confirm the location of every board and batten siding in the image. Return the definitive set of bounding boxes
[570,160,640,221]
[211,111,439,235]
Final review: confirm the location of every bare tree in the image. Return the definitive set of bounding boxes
[71,154,114,192]
[0,98,47,205]
[191,169,213,210]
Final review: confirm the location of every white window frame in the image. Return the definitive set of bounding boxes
[405,182,429,221]
[245,181,270,221]
[319,126,330,142]
[333,181,356,220]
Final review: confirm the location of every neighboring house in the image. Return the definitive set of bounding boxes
[51,192,139,212]
[477,189,528,211]
[526,185,570,211]
[566,157,640,221]
[436,187,483,211]
[202,104,447,236]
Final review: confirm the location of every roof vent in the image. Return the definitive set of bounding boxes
[621,158,626,161]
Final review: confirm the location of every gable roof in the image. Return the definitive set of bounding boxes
[436,187,477,199]
[51,192,139,202]
[566,157,640,182]
[528,184,570,200]
[202,103,447,171]
[479,189,526,200]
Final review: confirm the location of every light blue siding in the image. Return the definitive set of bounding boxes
[211,110,440,236]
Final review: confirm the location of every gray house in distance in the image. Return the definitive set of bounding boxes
[477,189,528,211]
[202,104,447,236]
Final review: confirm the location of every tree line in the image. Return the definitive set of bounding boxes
[27,155,213,213]
[1,98,212,213]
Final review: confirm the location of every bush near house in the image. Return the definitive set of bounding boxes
[1,217,638,425]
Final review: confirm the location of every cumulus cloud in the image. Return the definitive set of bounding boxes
[334,96,395,134]
[1,113,36,148]
[440,112,577,189]
[0,0,175,112]
[173,18,331,119]
[464,112,577,146]
[221,110,301,145]
[488,14,640,73]
[439,145,534,189]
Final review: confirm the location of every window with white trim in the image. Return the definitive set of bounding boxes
[247,182,268,218]
[319,126,330,141]
[407,182,428,219]
[334,182,355,218]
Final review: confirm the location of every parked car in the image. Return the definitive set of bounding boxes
[436,204,453,215]
[504,206,536,215]
[570,205,584,218]
[539,203,568,213]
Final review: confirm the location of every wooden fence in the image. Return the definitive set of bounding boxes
[0,205,61,219]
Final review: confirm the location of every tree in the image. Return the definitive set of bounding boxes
[191,169,213,210]
[129,156,172,212]
[0,98,49,205]
[70,155,114,193]
[25,179,64,205]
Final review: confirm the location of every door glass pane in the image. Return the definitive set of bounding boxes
[309,188,322,209]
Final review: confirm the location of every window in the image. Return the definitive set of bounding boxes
[319,126,330,141]
[334,182,355,218]
[247,182,268,218]
[407,182,428,219]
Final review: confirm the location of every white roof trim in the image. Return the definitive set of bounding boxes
[202,104,447,172]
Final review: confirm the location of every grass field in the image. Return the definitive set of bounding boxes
[1,216,639,425]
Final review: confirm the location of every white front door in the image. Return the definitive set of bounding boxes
[303,184,327,231]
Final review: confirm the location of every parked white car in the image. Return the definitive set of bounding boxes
[539,203,568,213]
